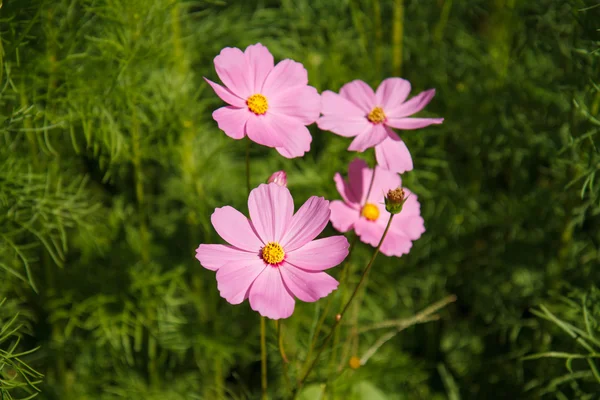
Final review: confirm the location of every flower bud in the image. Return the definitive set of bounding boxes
[267,171,287,187]
[384,187,407,214]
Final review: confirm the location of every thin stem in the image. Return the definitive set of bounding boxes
[245,139,252,196]
[303,233,359,371]
[293,214,395,397]
[277,320,291,393]
[392,0,404,76]
[261,316,267,400]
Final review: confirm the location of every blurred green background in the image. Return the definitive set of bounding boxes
[1,0,599,399]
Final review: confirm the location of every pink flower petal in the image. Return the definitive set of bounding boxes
[204,78,246,108]
[262,59,308,99]
[347,158,370,205]
[248,183,294,244]
[275,121,312,159]
[354,217,386,248]
[317,114,371,138]
[329,200,359,233]
[214,47,252,99]
[285,236,349,271]
[245,114,285,148]
[339,80,376,113]
[216,259,267,304]
[386,89,435,119]
[195,244,258,271]
[392,214,425,240]
[212,106,250,140]
[320,90,364,116]
[279,263,339,302]
[270,86,320,125]
[386,117,444,130]
[375,78,411,113]
[249,266,295,319]
[379,230,414,257]
[348,124,388,152]
[244,43,274,93]
[365,167,401,205]
[280,196,330,251]
[211,206,264,251]
[374,129,413,173]
[334,172,360,206]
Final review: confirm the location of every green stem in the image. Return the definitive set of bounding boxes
[293,214,395,397]
[261,316,268,400]
[246,139,252,196]
[277,320,291,393]
[392,0,404,76]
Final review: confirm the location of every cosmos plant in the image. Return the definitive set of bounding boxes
[199,42,443,397]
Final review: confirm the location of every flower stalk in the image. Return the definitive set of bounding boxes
[294,213,395,396]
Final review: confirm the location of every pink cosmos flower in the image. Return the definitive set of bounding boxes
[317,79,444,173]
[205,43,321,158]
[195,183,350,319]
[267,170,287,187]
[330,159,425,257]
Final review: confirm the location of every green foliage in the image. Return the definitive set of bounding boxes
[0,0,598,399]
[0,299,42,400]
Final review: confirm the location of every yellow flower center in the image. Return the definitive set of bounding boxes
[247,93,269,115]
[367,106,386,124]
[261,242,285,265]
[361,203,380,221]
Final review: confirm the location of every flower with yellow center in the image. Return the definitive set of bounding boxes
[367,106,386,124]
[361,203,380,221]
[261,242,285,265]
[247,93,269,115]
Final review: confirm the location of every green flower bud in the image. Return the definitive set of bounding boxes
[384,187,407,214]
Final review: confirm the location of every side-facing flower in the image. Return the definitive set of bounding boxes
[317,78,443,173]
[196,183,350,319]
[205,43,321,158]
[267,170,287,187]
[329,158,425,257]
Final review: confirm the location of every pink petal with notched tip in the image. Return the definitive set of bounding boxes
[214,47,253,98]
[285,236,349,271]
[204,78,246,108]
[244,43,274,93]
[279,263,339,302]
[211,206,264,251]
[279,196,330,252]
[195,244,258,271]
[249,266,295,320]
[216,259,267,304]
[339,80,376,113]
[248,183,294,244]
[374,129,413,173]
[212,106,250,140]
[376,78,411,114]
[329,200,359,233]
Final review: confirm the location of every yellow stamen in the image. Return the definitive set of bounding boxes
[247,93,269,115]
[262,242,285,265]
[367,106,386,124]
[361,203,380,221]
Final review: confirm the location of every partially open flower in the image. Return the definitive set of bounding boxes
[329,159,425,257]
[267,171,287,187]
[384,187,407,214]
